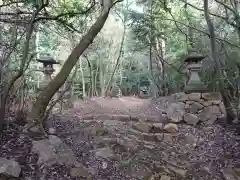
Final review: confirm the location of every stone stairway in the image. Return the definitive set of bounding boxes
[46,111,240,180]
[1,93,240,180]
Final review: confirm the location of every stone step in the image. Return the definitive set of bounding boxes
[69,114,165,122]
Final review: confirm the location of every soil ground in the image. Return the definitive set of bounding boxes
[0,96,240,180]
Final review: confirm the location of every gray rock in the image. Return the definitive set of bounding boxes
[32,135,77,166]
[153,123,163,128]
[198,110,208,122]
[70,164,92,178]
[186,100,194,105]
[222,167,239,180]
[129,165,152,179]
[140,133,157,141]
[205,116,218,125]
[201,101,212,107]
[0,157,21,177]
[145,116,161,122]
[103,120,124,127]
[111,114,130,121]
[166,103,185,123]
[185,104,190,111]
[103,120,126,132]
[234,167,240,177]
[189,102,203,114]
[103,136,139,152]
[144,144,155,149]
[48,128,56,134]
[156,133,176,143]
[184,113,199,126]
[163,123,178,133]
[207,105,222,115]
[202,92,221,101]
[29,125,40,133]
[160,175,171,180]
[188,93,201,101]
[212,100,222,105]
[152,123,163,133]
[95,147,115,159]
[219,102,226,116]
[167,165,187,177]
[95,114,112,120]
[118,137,139,152]
[132,122,152,133]
[198,105,221,125]
[184,134,200,145]
[85,122,108,136]
[172,92,188,101]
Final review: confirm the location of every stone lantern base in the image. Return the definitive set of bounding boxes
[184,83,209,94]
[183,63,208,94]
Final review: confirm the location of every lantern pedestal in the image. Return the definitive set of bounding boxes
[183,51,208,94]
[183,63,208,93]
[36,56,58,91]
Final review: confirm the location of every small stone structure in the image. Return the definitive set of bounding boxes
[169,92,226,125]
[167,51,226,126]
[36,56,72,110]
[37,56,59,91]
[183,51,208,93]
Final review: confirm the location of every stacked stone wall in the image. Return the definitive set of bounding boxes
[166,92,226,125]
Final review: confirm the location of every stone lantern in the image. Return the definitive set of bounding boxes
[183,51,208,93]
[37,56,59,90]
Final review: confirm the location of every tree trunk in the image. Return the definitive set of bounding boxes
[154,37,166,96]
[184,3,194,49]
[0,12,36,130]
[203,0,236,123]
[84,56,92,97]
[28,2,117,124]
[104,23,126,96]
[149,0,154,95]
[44,65,78,121]
[91,66,95,96]
[99,56,105,96]
[94,60,99,96]
[148,0,159,97]
[78,59,85,97]
[70,35,86,98]
[230,0,240,41]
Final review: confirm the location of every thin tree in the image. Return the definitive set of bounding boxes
[104,1,128,96]
[28,0,124,129]
[203,0,236,123]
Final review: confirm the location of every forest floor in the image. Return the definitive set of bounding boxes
[1,96,240,180]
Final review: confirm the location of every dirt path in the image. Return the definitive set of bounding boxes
[68,96,173,120]
[1,96,239,180]
[48,95,240,180]
[71,96,152,113]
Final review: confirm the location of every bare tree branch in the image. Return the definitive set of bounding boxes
[56,19,82,34]
[0,1,96,24]
[34,1,96,22]
[0,0,25,8]
[179,0,238,29]
[214,0,235,14]
[0,1,48,129]
[158,17,240,48]
[0,11,32,16]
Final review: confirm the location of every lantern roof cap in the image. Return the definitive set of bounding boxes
[184,50,205,63]
[37,56,59,64]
